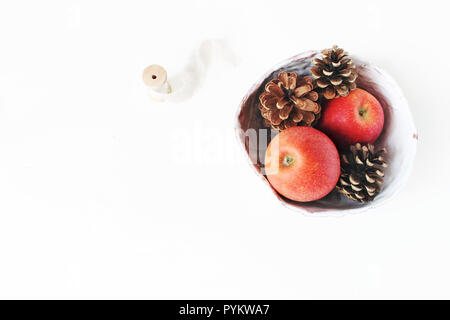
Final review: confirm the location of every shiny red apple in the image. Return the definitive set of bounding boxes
[318,88,384,149]
[264,127,340,202]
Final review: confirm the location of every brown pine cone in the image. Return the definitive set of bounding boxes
[336,143,388,203]
[258,72,321,131]
[311,45,357,100]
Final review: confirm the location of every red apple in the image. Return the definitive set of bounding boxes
[265,127,340,202]
[317,88,384,149]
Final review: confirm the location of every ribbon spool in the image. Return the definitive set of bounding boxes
[142,40,237,103]
[142,64,172,102]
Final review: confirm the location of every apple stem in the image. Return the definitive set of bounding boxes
[282,154,295,167]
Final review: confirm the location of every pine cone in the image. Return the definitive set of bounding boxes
[311,45,357,99]
[258,72,321,131]
[336,143,388,203]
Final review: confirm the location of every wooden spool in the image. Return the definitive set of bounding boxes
[142,64,172,95]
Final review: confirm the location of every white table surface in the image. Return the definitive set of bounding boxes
[0,0,448,299]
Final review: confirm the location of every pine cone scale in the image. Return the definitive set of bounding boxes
[291,108,303,123]
[279,104,293,120]
[306,91,319,101]
[270,109,282,125]
[300,110,315,125]
[265,82,283,97]
[323,87,336,99]
[276,97,290,110]
[301,99,319,112]
[316,79,329,88]
[339,69,352,77]
[294,84,312,97]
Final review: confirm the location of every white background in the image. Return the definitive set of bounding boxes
[0,0,448,299]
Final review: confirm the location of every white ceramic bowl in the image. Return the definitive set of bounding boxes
[235,50,417,216]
